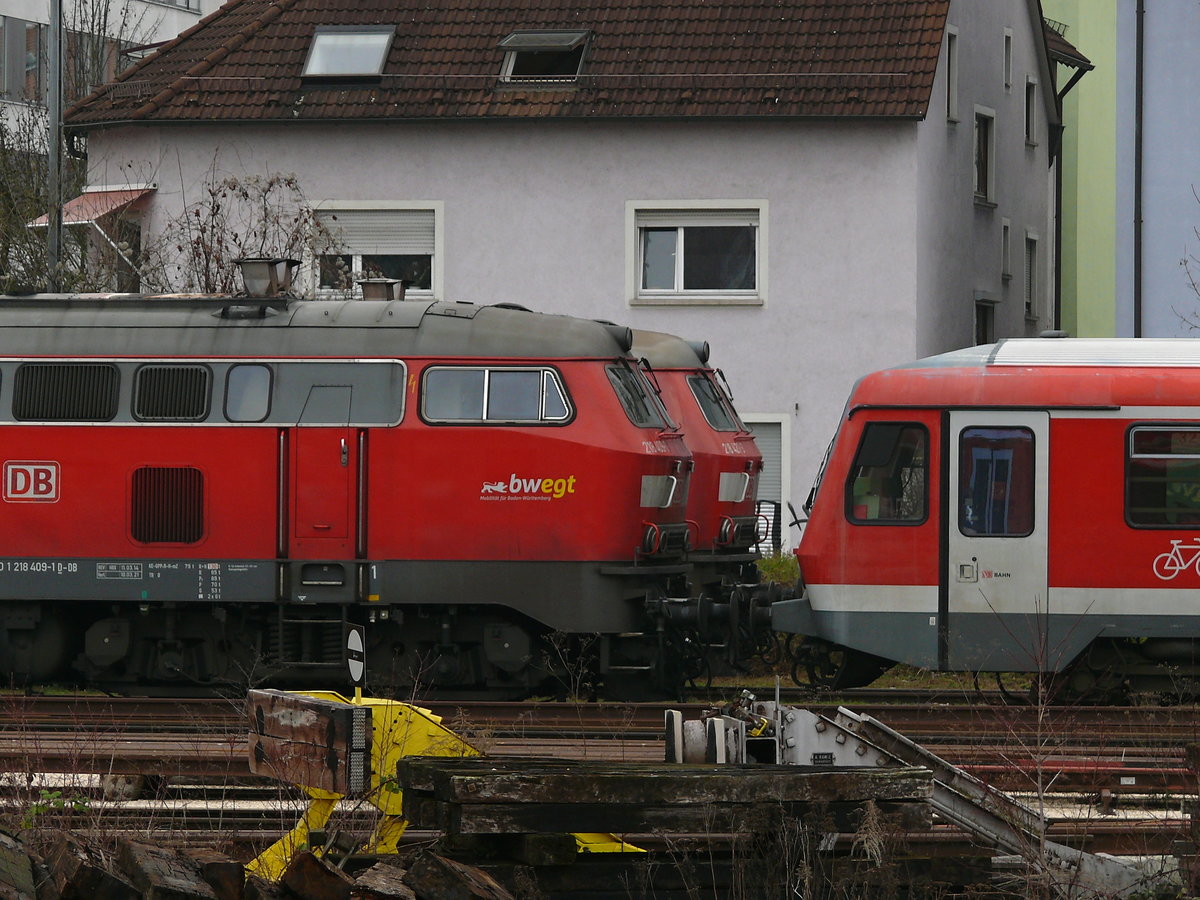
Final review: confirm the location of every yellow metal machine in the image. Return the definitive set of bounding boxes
[245,689,638,880]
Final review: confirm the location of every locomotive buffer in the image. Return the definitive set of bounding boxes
[666,692,1156,898]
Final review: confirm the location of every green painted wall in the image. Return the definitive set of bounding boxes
[1043,0,1118,336]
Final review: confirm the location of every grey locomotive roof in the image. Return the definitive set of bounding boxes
[0,296,632,359]
[630,330,708,369]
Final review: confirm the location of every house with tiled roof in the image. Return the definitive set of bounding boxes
[62,0,1062,528]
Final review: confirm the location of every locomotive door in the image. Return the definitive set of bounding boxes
[945,411,1049,671]
[290,386,357,561]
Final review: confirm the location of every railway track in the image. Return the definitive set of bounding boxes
[2,691,1199,864]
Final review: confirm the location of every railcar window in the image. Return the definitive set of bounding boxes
[13,363,119,421]
[687,374,740,431]
[423,367,571,423]
[225,365,272,422]
[1127,427,1200,526]
[846,423,927,524]
[607,365,666,429]
[958,427,1034,537]
[134,365,211,421]
[131,466,204,544]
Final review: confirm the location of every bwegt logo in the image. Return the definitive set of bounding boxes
[481,473,578,499]
[4,461,60,502]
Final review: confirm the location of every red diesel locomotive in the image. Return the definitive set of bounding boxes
[773,337,1200,698]
[0,294,767,696]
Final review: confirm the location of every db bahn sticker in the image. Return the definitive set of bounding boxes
[3,462,60,502]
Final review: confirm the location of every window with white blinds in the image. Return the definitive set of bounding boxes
[316,208,437,296]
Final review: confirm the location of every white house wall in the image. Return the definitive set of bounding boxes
[87,117,924,515]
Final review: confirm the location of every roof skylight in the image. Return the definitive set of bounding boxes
[498,30,590,82]
[303,25,395,79]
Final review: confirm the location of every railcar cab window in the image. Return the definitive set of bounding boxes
[687,374,743,431]
[1127,427,1200,526]
[422,367,571,423]
[607,363,668,429]
[959,427,1034,536]
[225,365,272,423]
[846,422,927,524]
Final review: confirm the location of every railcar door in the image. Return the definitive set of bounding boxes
[290,386,358,565]
[945,411,1049,671]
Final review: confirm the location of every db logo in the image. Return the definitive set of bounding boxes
[4,462,60,502]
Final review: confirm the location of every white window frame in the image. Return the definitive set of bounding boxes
[311,200,444,300]
[945,26,959,122]
[1003,28,1013,92]
[973,105,997,205]
[1024,76,1039,146]
[1024,230,1039,321]
[626,200,767,307]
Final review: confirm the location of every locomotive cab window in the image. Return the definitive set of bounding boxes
[846,422,927,523]
[422,367,571,423]
[959,427,1035,537]
[687,374,742,431]
[1127,427,1200,526]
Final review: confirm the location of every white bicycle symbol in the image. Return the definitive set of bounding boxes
[1153,540,1200,580]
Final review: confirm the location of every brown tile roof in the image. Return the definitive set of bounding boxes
[66,0,951,127]
[1042,19,1092,71]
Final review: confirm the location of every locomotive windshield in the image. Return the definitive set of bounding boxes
[686,373,743,432]
[606,363,668,428]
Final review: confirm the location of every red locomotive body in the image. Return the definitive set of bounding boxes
[633,330,764,572]
[0,296,759,697]
[774,338,1200,696]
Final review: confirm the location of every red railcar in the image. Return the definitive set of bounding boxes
[773,338,1200,697]
[0,295,762,696]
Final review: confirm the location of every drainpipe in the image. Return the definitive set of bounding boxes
[1133,0,1144,336]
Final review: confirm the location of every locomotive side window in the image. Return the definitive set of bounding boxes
[607,364,666,428]
[225,365,272,422]
[846,423,927,524]
[687,374,741,431]
[959,427,1035,537]
[423,367,572,423]
[1127,427,1200,526]
[131,466,204,544]
[134,365,211,421]
[13,363,119,421]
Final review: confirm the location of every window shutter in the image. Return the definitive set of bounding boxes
[749,421,783,548]
[318,209,435,255]
[636,209,758,228]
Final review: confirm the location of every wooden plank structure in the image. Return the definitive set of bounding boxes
[246,689,372,796]
[398,757,933,837]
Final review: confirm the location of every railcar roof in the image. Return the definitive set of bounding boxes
[899,338,1200,370]
[858,337,1200,410]
[0,296,632,359]
[631,330,708,369]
